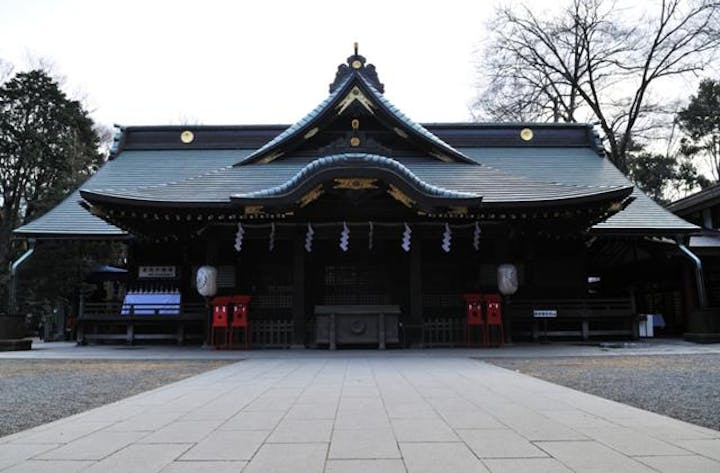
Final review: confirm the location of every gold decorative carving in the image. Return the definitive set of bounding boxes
[351,119,360,129]
[244,205,264,215]
[304,127,320,139]
[336,86,376,115]
[334,178,378,190]
[608,201,623,212]
[258,151,284,164]
[180,130,194,144]
[520,128,534,141]
[88,205,106,218]
[350,137,361,147]
[352,60,362,69]
[448,206,468,214]
[298,185,324,208]
[387,185,415,208]
[429,151,453,163]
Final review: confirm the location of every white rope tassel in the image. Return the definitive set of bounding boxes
[473,222,481,251]
[401,223,412,252]
[305,223,314,253]
[268,222,275,252]
[340,222,350,252]
[234,223,245,252]
[441,223,452,253]
[368,221,374,250]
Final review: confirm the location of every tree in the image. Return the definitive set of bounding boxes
[627,149,710,204]
[0,70,104,309]
[475,0,720,175]
[677,78,720,180]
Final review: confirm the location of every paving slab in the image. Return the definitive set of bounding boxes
[399,442,489,473]
[329,428,401,459]
[0,352,719,472]
[325,459,407,473]
[243,443,327,473]
[483,457,574,473]
[1,460,94,473]
[159,461,247,473]
[458,428,549,458]
[635,455,720,473]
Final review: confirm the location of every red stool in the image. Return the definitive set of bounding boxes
[229,295,252,350]
[464,294,487,347]
[485,294,504,347]
[210,296,231,348]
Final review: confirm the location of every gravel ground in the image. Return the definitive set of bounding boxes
[0,359,232,437]
[489,354,720,431]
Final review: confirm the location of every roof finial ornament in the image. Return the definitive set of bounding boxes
[328,42,385,94]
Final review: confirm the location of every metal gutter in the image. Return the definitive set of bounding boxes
[8,239,36,314]
[677,240,707,308]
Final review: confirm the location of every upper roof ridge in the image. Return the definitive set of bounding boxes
[235,49,476,166]
[329,43,384,94]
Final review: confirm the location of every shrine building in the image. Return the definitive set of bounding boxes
[13,49,706,347]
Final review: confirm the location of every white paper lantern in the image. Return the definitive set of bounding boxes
[497,264,518,295]
[196,265,218,297]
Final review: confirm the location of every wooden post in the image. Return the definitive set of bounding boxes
[176,321,184,346]
[203,234,219,347]
[292,233,306,347]
[329,313,337,350]
[408,239,423,346]
[378,311,386,350]
[76,292,86,345]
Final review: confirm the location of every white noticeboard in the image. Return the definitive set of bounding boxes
[533,309,557,318]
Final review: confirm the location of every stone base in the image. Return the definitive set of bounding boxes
[684,332,720,344]
[0,316,25,339]
[0,338,32,351]
[684,307,720,343]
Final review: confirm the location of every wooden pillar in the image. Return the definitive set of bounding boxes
[408,239,423,346]
[292,233,306,347]
[203,233,219,346]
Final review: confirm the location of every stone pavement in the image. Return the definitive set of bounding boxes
[1,354,719,472]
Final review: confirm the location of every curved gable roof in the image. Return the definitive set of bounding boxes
[235,73,476,165]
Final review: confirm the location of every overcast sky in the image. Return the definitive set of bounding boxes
[0,0,503,128]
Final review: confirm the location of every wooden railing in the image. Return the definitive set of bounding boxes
[507,297,637,340]
[251,320,294,348]
[78,302,295,348]
[81,302,205,319]
[423,317,464,347]
[78,302,205,345]
[421,296,637,344]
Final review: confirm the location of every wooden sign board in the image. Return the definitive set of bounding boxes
[138,265,177,279]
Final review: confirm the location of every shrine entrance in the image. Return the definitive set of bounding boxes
[306,235,407,348]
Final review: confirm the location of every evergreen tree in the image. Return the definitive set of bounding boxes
[677,79,720,181]
[0,69,104,312]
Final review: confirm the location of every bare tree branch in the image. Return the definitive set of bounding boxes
[474,0,720,176]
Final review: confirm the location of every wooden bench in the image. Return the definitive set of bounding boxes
[507,297,638,340]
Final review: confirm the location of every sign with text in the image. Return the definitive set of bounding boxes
[138,265,177,279]
[533,309,558,318]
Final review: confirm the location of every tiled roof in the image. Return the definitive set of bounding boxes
[15,136,697,237]
[14,150,251,237]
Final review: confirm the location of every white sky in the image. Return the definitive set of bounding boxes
[0,0,506,128]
